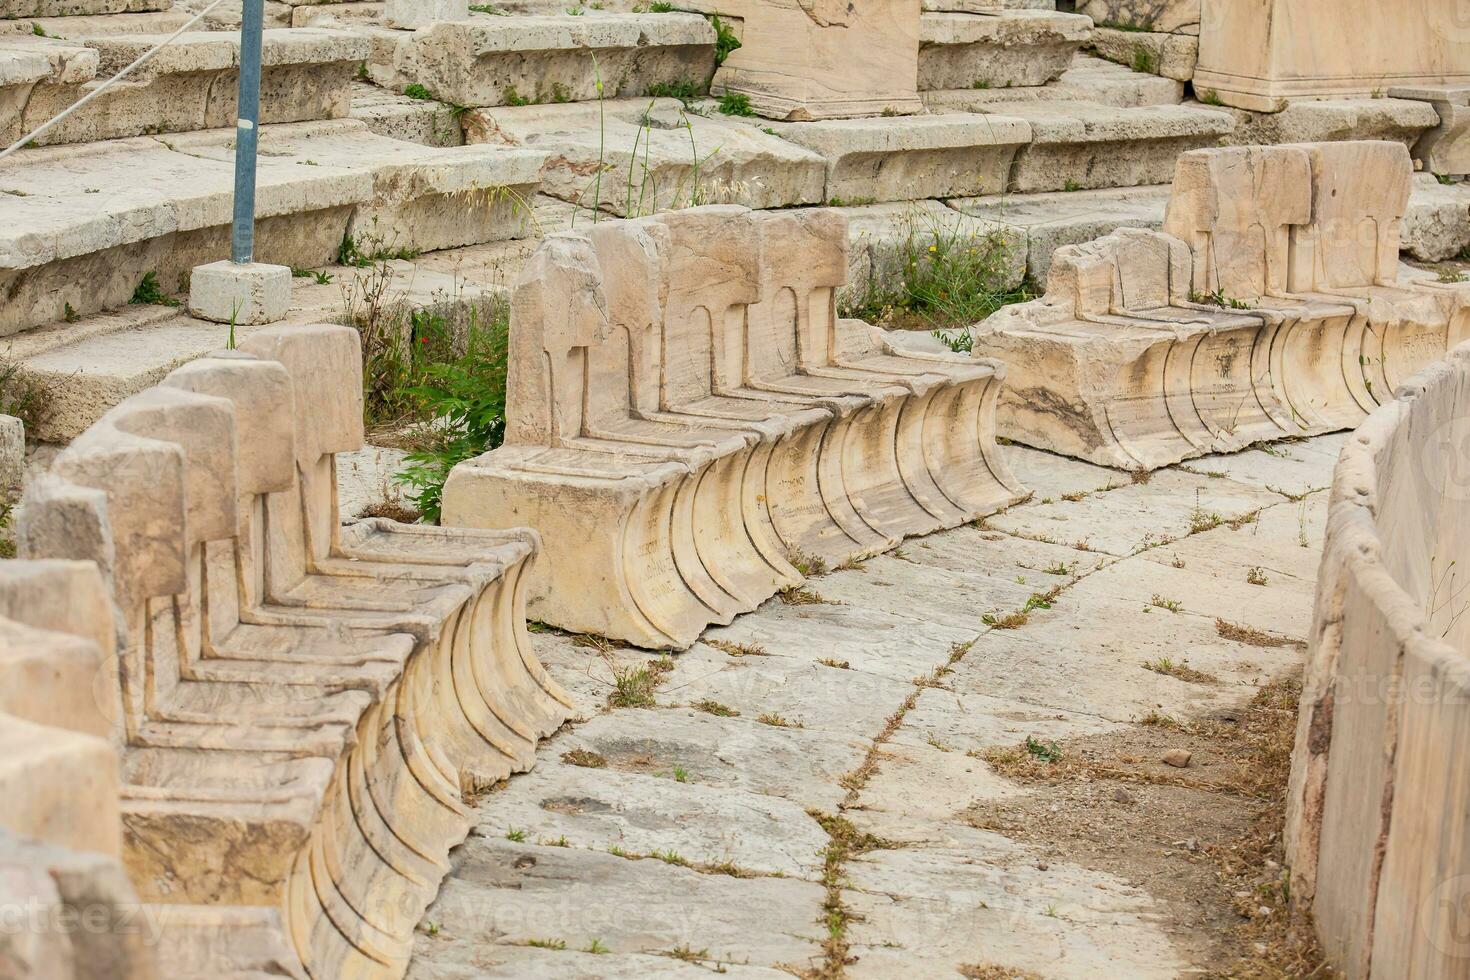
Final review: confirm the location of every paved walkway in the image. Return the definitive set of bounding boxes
[408,435,1345,979]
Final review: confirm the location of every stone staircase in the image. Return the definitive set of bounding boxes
[2,0,1469,443]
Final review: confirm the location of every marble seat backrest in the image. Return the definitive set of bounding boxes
[1163,144,1313,301]
[586,219,672,423]
[238,326,366,577]
[747,209,850,374]
[649,206,764,404]
[0,561,124,859]
[162,355,299,639]
[1287,141,1412,292]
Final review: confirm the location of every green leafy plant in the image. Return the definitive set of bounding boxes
[129,271,178,307]
[718,92,754,116]
[709,14,741,65]
[392,305,512,522]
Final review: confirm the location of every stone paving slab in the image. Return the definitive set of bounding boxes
[418,838,825,969]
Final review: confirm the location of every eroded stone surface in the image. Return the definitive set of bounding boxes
[442,206,1025,649]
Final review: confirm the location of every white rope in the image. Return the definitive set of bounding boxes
[0,0,232,164]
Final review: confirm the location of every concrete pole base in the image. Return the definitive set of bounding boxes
[187,261,292,325]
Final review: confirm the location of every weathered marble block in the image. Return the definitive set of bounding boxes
[1194,0,1470,112]
[972,140,1470,470]
[442,206,1025,650]
[14,324,571,978]
[698,0,925,120]
[1286,339,1470,979]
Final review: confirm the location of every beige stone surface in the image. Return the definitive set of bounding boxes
[949,182,1171,281]
[1285,340,1470,980]
[0,118,543,335]
[416,439,1333,979]
[1403,171,1470,262]
[1054,51,1186,107]
[917,10,1091,90]
[701,0,923,121]
[367,12,716,108]
[442,206,1025,649]
[466,97,827,216]
[936,97,1232,193]
[1194,0,1470,112]
[1076,0,1198,34]
[1392,85,1470,177]
[7,29,369,148]
[1219,97,1441,150]
[971,141,1470,469]
[1088,24,1196,81]
[756,111,1032,202]
[14,323,571,977]
[0,0,169,15]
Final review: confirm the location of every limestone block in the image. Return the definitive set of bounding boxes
[1392,85,1470,177]
[1220,97,1441,150]
[1404,171,1470,262]
[1283,342,1470,979]
[0,118,541,336]
[367,13,717,108]
[949,183,1171,282]
[351,79,465,146]
[1088,25,1196,81]
[0,0,169,15]
[0,9,190,34]
[757,112,1032,203]
[971,141,1470,470]
[16,323,571,977]
[187,260,293,326]
[1053,51,1184,108]
[15,29,371,147]
[442,206,1026,649]
[384,0,465,29]
[465,97,826,216]
[949,98,1232,193]
[1194,0,1470,112]
[918,10,1091,90]
[0,413,21,499]
[701,0,923,120]
[1075,0,1198,33]
[0,831,157,980]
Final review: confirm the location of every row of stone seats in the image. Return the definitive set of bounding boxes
[1285,339,1470,979]
[12,323,572,977]
[442,205,1026,650]
[972,140,1470,470]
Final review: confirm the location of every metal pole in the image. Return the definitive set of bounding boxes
[230,0,265,265]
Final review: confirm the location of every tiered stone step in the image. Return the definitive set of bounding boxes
[0,0,190,35]
[1054,51,1183,107]
[926,94,1233,191]
[466,96,828,215]
[365,12,717,107]
[918,9,1091,91]
[0,28,367,146]
[0,118,543,334]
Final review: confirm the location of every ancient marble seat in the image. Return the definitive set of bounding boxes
[973,140,1470,470]
[443,205,1024,650]
[15,324,570,979]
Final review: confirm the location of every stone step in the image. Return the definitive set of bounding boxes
[7,193,576,445]
[918,10,1091,91]
[0,8,189,34]
[0,0,170,16]
[352,78,466,146]
[365,12,717,108]
[1054,51,1183,107]
[0,28,367,148]
[1087,24,1197,82]
[0,117,543,334]
[466,96,827,216]
[926,96,1233,192]
[1216,96,1441,149]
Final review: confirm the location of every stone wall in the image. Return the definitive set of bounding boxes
[1287,339,1470,978]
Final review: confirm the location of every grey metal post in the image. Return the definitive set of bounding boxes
[230,0,266,265]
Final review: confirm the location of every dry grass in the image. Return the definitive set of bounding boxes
[779,586,827,606]
[360,499,423,523]
[560,748,607,768]
[1216,619,1307,650]
[692,699,740,717]
[958,966,1045,980]
[706,639,769,657]
[1143,657,1219,685]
